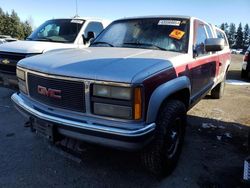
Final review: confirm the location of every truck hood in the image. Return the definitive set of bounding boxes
[18,47,182,83]
[0,40,76,54]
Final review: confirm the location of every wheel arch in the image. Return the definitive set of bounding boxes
[146,76,191,124]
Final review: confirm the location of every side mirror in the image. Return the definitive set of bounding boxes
[82,31,95,45]
[205,38,225,52]
[87,31,95,40]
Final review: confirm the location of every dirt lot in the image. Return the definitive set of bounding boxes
[0,55,249,188]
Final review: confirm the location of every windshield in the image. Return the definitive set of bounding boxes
[91,18,190,53]
[27,19,85,43]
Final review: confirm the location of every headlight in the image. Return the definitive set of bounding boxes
[93,84,131,100]
[16,68,25,80]
[92,84,142,120]
[94,103,132,119]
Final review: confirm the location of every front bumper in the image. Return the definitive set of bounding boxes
[11,93,156,150]
[0,72,18,89]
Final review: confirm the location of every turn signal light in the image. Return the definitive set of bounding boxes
[134,87,142,120]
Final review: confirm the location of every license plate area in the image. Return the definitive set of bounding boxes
[32,118,55,142]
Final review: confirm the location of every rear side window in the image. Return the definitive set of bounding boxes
[84,22,104,37]
[204,25,213,38]
[216,29,229,46]
[194,23,208,57]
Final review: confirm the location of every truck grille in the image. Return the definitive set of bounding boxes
[0,51,27,74]
[28,73,85,113]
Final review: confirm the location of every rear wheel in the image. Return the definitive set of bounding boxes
[211,76,226,99]
[141,100,186,177]
[241,69,248,78]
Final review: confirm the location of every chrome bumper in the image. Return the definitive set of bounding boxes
[11,93,156,140]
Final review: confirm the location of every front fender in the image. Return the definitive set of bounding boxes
[146,76,191,123]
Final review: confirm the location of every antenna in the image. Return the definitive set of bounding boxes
[75,0,78,17]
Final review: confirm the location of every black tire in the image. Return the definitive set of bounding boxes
[241,69,248,78]
[141,100,186,177]
[211,76,226,99]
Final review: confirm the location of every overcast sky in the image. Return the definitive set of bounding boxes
[0,0,249,28]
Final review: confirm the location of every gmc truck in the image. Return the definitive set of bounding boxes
[12,16,231,176]
[0,17,110,88]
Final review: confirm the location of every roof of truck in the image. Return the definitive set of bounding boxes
[114,15,213,26]
[48,16,110,22]
[116,15,191,21]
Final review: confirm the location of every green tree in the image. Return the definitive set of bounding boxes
[228,23,236,47]
[21,21,32,39]
[0,7,32,39]
[224,23,229,37]
[235,23,244,48]
[9,10,24,38]
[220,22,229,39]
[0,8,4,34]
[220,23,225,31]
[243,24,249,48]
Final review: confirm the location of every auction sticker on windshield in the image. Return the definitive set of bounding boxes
[169,29,185,40]
[158,20,181,26]
[71,19,84,24]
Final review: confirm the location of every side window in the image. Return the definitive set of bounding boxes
[216,29,228,46]
[84,22,104,37]
[194,23,208,57]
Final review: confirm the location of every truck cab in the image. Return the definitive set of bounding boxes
[0,17,110,88]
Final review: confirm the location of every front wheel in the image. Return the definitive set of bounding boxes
[141,100,186,177]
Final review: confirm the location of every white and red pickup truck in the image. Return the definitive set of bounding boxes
[12,16,231,176]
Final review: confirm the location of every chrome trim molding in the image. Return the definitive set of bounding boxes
[17,67,131,87]
[11,93,156,137]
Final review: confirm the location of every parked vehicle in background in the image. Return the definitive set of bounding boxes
[241,46,250,78]
[231,48,243,54]
[0,17,110,89]
[12,16,231,177]
[4,38,18,42]
[0,39,6,44]
[0,35,18,42]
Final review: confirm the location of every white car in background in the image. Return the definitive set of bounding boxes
[0,35,18,43]
[231,48,243,54]
[0,17,111,88]
[0,39,6,44]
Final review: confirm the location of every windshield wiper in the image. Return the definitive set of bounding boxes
[33,38,55,42]
[91,41,114,47]
[123,42,167,51]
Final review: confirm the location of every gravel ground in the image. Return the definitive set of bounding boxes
[0,55,249,188]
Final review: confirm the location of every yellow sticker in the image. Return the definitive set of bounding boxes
[169,29,185,40]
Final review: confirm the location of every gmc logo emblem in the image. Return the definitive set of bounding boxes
[37,85,62,99]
